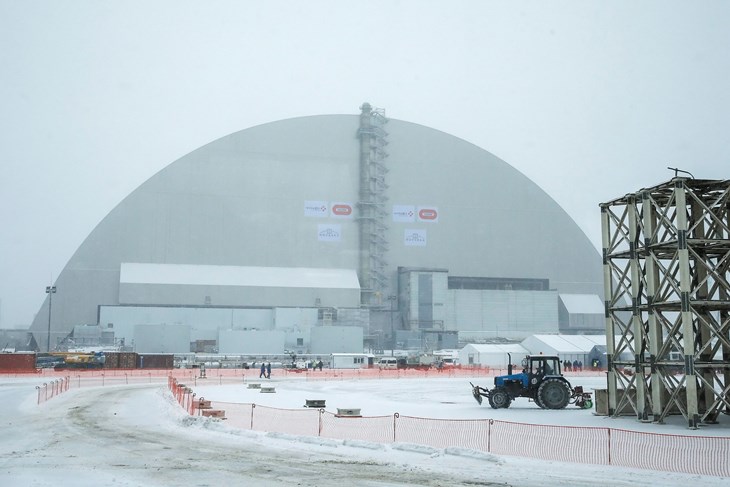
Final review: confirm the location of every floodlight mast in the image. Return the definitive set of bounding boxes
[45,284,56,352]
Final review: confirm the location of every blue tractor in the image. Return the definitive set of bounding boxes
[470,354,592,409]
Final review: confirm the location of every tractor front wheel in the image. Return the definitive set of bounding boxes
[538,378,571,409]
[533,391,546,409]
[488,388,511,409]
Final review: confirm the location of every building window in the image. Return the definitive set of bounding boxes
[297,338,303,346]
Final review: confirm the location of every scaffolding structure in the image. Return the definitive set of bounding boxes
[357,103,390,306]
[600,177,730,428]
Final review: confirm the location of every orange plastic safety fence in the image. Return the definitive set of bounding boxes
[250,405,321,437]
[394,415,490,452]
[489,420,610,465]
[166,375,730,478]
[205,401,253,430]
[320,412,395,443]
[35,376,71,404]
[610,428,730,478]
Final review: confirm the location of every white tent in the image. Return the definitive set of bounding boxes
[458,343,529,369]
[520,334,608,366]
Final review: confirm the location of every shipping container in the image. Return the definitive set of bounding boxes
[0,352,37,371]
[103,352,138,369]
[137,354,173,369]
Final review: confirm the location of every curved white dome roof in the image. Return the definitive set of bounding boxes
[31,114,602,336]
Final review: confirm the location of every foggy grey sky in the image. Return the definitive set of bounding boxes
[1,1,728,328]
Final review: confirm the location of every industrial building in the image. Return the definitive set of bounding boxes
[28,104,604,354]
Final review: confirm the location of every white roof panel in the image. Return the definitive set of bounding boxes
[559,294,603,314]
[120,263,360,290]
[525,334,609,354]
[560,335,601,351]
[463,344,529,354]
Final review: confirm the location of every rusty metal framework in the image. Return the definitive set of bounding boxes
[600,177,730,428]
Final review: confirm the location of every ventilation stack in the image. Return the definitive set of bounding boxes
[357,103,390,307]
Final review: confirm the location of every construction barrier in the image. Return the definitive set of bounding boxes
[166,378,729,478]
[489,420,609,465]
[17,372,730,478]
[394,415,490,451]
[609,428,730,477]
[321,412,395,443]
[35,376,70,404]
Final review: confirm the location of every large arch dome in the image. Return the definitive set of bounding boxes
[30,112,603,343]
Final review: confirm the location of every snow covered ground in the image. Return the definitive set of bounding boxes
[1,373,728,486]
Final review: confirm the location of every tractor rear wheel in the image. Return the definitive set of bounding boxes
[488,388,511,409]
[538,378,570,409]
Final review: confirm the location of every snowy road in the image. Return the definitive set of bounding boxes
[1,379,727,486]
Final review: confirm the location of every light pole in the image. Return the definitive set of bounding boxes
[388,295,397,356]
[45,285,56,352]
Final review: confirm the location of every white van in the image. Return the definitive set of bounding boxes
[378,357,398,370]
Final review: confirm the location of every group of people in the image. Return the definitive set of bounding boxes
[563,359,583,372]
[259,362,272,379]
[308,360,324,371]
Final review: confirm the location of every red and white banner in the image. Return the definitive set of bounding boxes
[417,207,438,222]
[330,202,354,219]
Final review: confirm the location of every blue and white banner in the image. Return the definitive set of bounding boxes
[304,200,328,218]
[392,205,415,222]
[318,224,342,242]
[404,229,427,246]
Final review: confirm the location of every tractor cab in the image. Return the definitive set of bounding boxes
[524,355,561,386]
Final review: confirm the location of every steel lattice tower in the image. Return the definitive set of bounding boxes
[600,177,730,428]
[357,103,390,306]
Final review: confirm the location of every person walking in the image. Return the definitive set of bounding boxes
[259,362,266,379]
[266,362,271,379]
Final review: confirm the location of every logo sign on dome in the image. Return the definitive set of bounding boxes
[392,205,415,222]
[318,224,342,242]
[404,229,427,247]
[417,207,438,222]
[330,202,354,218]
[304,200,329,218]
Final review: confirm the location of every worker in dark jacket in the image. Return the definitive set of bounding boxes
[259,362,266,378]
[266,362,271,379]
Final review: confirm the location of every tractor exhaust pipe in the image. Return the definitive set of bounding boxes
[507,353,513,375]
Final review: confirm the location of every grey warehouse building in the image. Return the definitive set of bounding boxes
[29,104,604,354]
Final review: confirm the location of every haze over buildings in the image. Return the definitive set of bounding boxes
[26,108,605,354]
[1,2,728,335]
